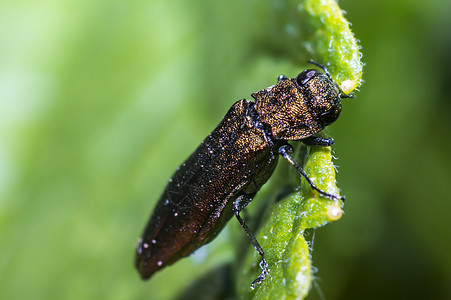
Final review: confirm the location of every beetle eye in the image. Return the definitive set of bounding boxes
[295,70,317,87]
[320,107,341,126]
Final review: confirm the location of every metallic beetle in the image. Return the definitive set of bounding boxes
[136,61,350,288]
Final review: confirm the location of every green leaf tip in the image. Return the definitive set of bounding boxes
[263,0,363,94]
[299,0,363,94]
[296,145,343,229]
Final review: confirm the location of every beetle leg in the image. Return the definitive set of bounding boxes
[278,144,345,201]
[233,194,268,289]
[302,136,335,146]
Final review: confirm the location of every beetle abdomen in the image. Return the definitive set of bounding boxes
[136,99,277,279]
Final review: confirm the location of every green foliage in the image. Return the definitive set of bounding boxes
[3,0,451,299]
[298,0,363,94]
[247,0,362,94]
[234,0,360,298]
[236,144,344,299]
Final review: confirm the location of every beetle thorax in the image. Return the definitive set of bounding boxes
[252,79,323,141]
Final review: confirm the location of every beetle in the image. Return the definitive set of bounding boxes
[136,61,351,288]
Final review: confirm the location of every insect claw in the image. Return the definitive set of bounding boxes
[250,258,269,290]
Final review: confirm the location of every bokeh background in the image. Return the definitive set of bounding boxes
[1,0,450,299]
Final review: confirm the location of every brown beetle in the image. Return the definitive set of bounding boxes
[136,61,351,288]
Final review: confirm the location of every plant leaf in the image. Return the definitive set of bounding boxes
[235,0,360,298]
[236,143,343,299]
[249,0,363,94]
[298,0,363,94]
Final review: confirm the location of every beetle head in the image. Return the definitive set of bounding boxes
[295,69,342,127]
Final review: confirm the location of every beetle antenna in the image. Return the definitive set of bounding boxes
[307,60,332,80]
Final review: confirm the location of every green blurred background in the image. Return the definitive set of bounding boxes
[1,0,450,299]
